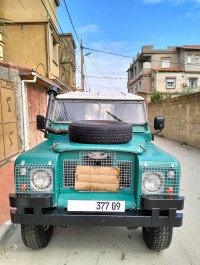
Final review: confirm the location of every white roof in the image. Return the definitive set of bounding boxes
[56,91,144,101]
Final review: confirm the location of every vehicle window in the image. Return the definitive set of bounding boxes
[52,101,147,124]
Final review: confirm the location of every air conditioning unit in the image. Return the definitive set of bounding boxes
[183,82,189,87]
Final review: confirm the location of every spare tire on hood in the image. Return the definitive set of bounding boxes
[69,120,132,144]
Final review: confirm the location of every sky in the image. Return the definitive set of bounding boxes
[57,0,200,92]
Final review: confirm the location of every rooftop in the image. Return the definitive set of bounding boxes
[56,91,145,101]
[177,45,200,49]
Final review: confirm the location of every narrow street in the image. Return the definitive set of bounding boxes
[0,137,200,265]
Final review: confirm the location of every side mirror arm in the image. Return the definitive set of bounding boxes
[151,124,163,141]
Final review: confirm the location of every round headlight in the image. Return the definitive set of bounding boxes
[142,172,163,193]
[30,169,52,191]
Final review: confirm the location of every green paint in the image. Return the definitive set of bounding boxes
[14,119,181,211]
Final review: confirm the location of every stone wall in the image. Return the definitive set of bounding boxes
[148,92,200,148]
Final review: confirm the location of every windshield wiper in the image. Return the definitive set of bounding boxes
[106,111,123,122]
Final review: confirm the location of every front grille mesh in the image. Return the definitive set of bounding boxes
[63,151,132,190]
[141,166,180,196]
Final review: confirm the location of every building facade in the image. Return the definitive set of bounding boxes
[127,45,200,96]
[0,0,73,162]
[0,0,61,81]
[59,33,76,91]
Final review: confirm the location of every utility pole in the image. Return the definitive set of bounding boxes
[81,39,84,91]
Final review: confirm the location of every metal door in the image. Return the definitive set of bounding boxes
[0,79,19,162]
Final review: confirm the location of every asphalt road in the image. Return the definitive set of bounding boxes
[1,137,200,265]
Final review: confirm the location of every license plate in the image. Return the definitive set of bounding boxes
[68,200,125,212]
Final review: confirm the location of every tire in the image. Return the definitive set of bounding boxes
[69,120,132,144]
[21,224,53,249]
[142,227,173,251]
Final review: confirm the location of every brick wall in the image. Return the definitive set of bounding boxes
[148,92,200,148]
[27,83,47,148]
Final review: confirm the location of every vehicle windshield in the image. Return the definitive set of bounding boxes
[52,100,147,124]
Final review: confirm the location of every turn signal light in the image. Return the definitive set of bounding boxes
[166,187,173,194]
[20,183,28,191]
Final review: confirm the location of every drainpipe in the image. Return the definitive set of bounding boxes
[21,72,37,151]
[48,22,52,73]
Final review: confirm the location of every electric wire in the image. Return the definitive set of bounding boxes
[43,0,128,90]
[43,0,81,73]
[83,61,91,92]
[62,0,81,45]
[83,47,135,59]
[85,56,120,92]
[46,0,81,73]
[84,47,200,67]
[87,75,127,80]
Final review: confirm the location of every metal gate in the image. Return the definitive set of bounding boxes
[0,78,19,162]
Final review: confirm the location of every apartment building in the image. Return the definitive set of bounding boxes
[127,45,200,96]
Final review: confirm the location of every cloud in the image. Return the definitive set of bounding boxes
[77,24,101,36]
[76,40,140,93]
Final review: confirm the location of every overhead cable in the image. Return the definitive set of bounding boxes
[62,0,81,45]
[87,75,127,80]
[43,0,81,73]
[86,56,120,92]
[83,47,135,59]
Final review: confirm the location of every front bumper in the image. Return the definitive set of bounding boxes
[9,194,184,228]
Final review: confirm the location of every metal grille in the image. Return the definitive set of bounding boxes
[15,164,54,194]
[63,151,132,190]
[141,166,180,196]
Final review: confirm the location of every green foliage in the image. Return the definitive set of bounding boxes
[157,134,165,138]
[150,90,163,102]
[180,86,200,96]
[181,141,188,146]
[165,94,171,100]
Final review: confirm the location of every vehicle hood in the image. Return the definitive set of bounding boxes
[52,135,147,154]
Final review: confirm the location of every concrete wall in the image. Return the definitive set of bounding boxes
[2,24,48,77]
[152,71,200,94]
[148,92,200,148]
[59,34,76,90]
[151,52,179,69]
[0,0,58,26]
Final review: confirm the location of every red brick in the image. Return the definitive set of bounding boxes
[0,161,15,225]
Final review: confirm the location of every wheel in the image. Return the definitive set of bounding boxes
[69,120,132,144]
[21,224,53,249]
[142,227,173,251]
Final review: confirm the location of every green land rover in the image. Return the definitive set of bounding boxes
[9,86,184,250]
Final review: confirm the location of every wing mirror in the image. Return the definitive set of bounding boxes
[152,116,165,140]
[36,115,45,131]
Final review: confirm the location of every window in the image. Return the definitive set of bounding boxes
[129,68,133,80]
[52,100,147,124]
[134,66,137,76]
[166,78,176,89]
[162,59,170,68]
[189,78,197,88]
[187,55,191,64]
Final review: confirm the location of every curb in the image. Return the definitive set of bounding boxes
[0,220,17,245]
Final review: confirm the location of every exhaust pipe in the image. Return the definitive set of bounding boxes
[45,85,69,135]
[45,85,58,128]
